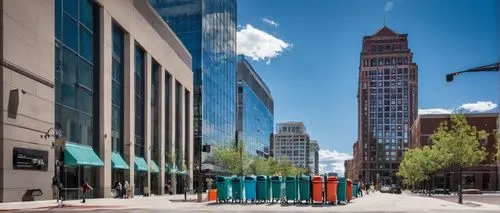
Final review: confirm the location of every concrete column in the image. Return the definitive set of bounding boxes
[158,67,166,195]
[123,33,135,196]
[145,53,152,194]
[97,6,112,198]
[168,78,177,194]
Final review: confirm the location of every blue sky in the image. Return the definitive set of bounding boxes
[236,0,499,174]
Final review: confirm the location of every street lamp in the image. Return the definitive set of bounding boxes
[445,62,499,204]
[445,63,499,82]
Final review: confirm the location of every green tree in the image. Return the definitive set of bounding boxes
[213,141,251,176]
[430,114,488,203]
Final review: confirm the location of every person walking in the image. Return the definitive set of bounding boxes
[358,182,363,197]
[80,180,93,203]
[365,182,371,195]
[123,181,129,199]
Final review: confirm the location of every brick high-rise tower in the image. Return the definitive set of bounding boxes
[355,26,418,185]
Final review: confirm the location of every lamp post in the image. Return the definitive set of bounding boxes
[445,62,499,204]
[45,123,64,205]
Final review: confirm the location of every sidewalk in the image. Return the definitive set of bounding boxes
[0,193,207,211]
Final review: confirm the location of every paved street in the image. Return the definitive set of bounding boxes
[431,194,500,205]
[1,192,499,212]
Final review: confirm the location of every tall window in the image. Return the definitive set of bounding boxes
[164,73,171,162]
[55,0,96,147]
[54,0,98,197]
[135,45,145,157]
[175,81,182,165]
[184,89,190,169]
[112,23,124,153]
[151,61,160,162]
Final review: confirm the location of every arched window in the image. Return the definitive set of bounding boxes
[404,57,408,64]
[370,58,376,67]
[378,58,383,66]
[385,58,390,65]
[397,57,402,65]
[391,58,395,65]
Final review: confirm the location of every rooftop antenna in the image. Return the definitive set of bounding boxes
[384,13,387,26]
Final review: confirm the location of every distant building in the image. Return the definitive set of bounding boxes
[236,55,274,158]
[410,113,498,191]
[272,122,310,169]
[309,140,320,174]
[327,172,339,177]
[355,26,419,185]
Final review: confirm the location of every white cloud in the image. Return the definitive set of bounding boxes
[418,108,453,115]
[458,101,497,112]
[262,18,279,27]
[237,24,291,64]
[419,101,498,115]
[318,150,352,175]
[385,1,394,12]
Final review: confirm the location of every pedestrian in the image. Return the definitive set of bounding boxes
[365,182,370,195]
[123,181,129,199]
[358,182,363,197]
[117,182,123,198]
[167,180,172,195]
[80,180,93,203]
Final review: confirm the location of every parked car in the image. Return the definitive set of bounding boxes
[391,185,402,194]
[380,185,392,193]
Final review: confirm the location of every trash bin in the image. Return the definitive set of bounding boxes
[337,177,346,205]
[285,176,298,203]
[256,175,269,203]
[312,176,324,204]
[231,176,244,203]
[346,179,353,203]
[353,182,359,198]
[298,175,311,203]
[325,176,338,204]
[208,189,217,201]
[215,176,231,203]
[244,176,256,203]
[270,176,283,203]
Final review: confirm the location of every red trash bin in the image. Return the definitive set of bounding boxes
[311,176,324,203]
[326,176,338,204]
[346,179,353,203]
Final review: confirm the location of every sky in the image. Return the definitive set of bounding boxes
[236,0,499,175]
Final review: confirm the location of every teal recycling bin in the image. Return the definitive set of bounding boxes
[298,175,311,203]
[244,176,256,202]
[337,177,347,204]
[285,176,298,204]
[256,175,269,203]
[270,176,283,203]
[215,176,231,203]
[353,182,359,198]
[231,176,244,203]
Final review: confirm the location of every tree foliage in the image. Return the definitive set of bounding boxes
[213,141,308,176]
[398,114,488,187]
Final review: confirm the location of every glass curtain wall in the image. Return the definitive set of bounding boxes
[134,45,146,195]
[111,23,125,185]
[54,0,98,200]
[151,60,160,194]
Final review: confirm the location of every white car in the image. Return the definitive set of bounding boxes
[380,185,392,193]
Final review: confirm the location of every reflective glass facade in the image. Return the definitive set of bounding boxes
[54,0,99,199]
[112,24,124,154]
[150,0,237,156]
[237,56,273,158]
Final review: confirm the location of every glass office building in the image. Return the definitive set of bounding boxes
[237,56,274,158]
[150,1,237,159]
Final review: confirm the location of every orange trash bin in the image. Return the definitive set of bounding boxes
[346,179,353,203]
[208,189,217,201]
[311,176,324,203]
[326,176,338,204]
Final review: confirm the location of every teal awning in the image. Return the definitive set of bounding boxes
[64,142,104,167]
[150,160,160,173]
[178,170,188,176]
[167,164,179,174]
[134,157,148,172]
[111,152,129,170]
